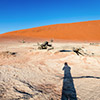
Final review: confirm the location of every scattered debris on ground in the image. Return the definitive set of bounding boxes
[19,40,26,43]
[72,47,88,56]
[0,51,17,58]
[89,42,100,46]
[37,41,54,50]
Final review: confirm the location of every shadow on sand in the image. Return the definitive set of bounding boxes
[59,50,72,52]
[73,76,100,79]
[61,63,77,100]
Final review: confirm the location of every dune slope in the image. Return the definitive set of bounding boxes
[0,20,100,41]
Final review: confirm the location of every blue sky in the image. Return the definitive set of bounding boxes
[0,0,100,34]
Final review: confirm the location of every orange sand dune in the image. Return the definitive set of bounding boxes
[0,20,100,42]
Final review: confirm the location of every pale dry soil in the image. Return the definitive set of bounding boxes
[0,42,100,100]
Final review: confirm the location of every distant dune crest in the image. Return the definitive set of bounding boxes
[0,20,100,42]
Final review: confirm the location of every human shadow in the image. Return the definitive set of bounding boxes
[61,63,77,100]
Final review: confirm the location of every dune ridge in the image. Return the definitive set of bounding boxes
[0,20,100,42]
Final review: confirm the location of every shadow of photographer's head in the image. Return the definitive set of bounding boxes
[64,62,68,66]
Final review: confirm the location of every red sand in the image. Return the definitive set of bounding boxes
[0,20,100,42]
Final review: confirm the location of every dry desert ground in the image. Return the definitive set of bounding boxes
[0,41,100,100]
